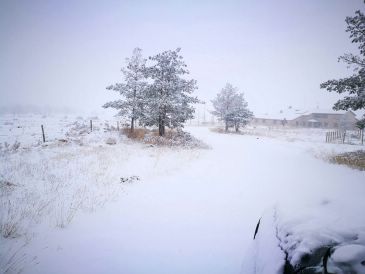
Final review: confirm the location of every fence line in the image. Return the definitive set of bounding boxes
[326,129,364,145]
[1,119,122,147]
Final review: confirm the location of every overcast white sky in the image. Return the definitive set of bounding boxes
[0,0,364,115]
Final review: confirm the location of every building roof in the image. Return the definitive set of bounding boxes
[254,107,364,121]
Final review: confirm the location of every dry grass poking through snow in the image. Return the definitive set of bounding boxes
[122,127,148,140]
[330,150,365,171]
[0,119,206,272]
[122,127,209,149]
[210,127,247,135]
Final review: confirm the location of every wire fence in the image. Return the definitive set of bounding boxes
[325,129,364,145]
[0,116,122,147]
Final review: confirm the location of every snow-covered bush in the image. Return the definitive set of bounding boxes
[65,121,89,137]
[105,137,117,145]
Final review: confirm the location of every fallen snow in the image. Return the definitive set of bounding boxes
[1,115,365,274]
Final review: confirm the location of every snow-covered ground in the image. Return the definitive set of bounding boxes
[0,114,121,148]
[1,115,364,273]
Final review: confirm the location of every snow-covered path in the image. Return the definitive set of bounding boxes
[25,127,365,274]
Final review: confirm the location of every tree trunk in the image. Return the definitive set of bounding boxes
[159,123,165,136]
[131,117,135,132]
[235,124,239,132]
[131,85,137,133]
[159,115,165,136]
[225,121,229,132]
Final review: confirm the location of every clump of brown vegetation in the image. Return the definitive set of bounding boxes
[331,150,365,171]
[210,127,247,135]
[210,127,226,134]
[122,128,149,140]
[122,127,209,149]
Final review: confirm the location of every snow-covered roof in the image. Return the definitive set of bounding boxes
[254,107,364,120]
[255,108,310,120]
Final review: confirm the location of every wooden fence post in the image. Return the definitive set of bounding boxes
[342,131,346,144]
[41,125,45,143]
[90,120,93,132]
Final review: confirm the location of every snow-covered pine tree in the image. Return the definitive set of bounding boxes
[103,48,147,132]
[320,5,365,124]
[211,83,237,131]
[143,48,200,136]
[229,93,253,132]
[211,83,253,132]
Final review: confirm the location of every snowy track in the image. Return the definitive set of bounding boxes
[5,127,365,274]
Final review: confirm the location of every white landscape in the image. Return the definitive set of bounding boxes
[0,114,364,273]
[2,0,365,273]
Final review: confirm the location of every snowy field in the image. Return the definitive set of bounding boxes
[0,114,364,273]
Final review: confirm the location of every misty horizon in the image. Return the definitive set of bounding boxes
[1,0,364,117]
[1,2,365,273]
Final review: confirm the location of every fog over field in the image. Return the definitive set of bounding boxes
[0,0,363,115]
[1,1,365,274]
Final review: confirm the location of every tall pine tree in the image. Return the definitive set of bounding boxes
[103,48,148,132]
[144,48,200,136]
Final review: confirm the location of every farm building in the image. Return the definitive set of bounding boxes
[290,111,358,129]
[251,108,306,127]
[252,108,360,130]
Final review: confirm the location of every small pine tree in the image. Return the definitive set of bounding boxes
[230,93,253,132]
[211,83,253,132]
[103,48,148,132]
